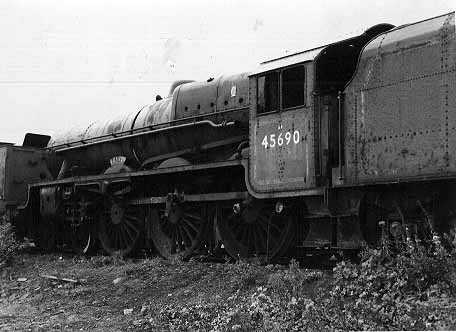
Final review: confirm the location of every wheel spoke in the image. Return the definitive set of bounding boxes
[126,215,140,224]
[124,218,139,235]
[183,218,199,233]
[177,227,186,249]
[185,212,202,222]
[182,224,194,245]
[176,226,183,246]
[122,223,134,243]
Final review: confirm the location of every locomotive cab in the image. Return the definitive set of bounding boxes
[247,24,394,197]
[248,51,319,197]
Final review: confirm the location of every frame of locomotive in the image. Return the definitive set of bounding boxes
[8,12,456,260]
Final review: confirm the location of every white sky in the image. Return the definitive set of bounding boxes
[1,0,454,144]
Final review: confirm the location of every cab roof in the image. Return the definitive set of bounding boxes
[249,23,397,76]
[250,46,324,76]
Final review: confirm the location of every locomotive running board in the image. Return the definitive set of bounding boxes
[129,191,250,205]
[26,157,325,203]
[28,159,246,188]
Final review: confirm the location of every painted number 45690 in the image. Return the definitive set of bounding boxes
[261,130,300,149]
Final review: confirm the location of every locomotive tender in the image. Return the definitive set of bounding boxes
[2,12,456,260]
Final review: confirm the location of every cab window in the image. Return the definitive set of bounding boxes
[282,65,305,109]
[257,72,279,114]
[257,65,306,114]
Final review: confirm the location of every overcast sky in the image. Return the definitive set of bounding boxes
[1,0,454,144]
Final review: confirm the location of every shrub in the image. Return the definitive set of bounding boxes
[247,260,328,331]
[244,239,456,331]
[317,235,456,331]
[0,221,19,266]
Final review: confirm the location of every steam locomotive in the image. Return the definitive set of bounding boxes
[1,12,455,260]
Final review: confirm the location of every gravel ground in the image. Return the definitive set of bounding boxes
[0,251,313,331]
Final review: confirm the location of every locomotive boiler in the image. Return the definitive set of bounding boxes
[3,12,456,261]
[49,73,250,175]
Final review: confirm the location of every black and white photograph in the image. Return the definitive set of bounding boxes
[1,0,456,330]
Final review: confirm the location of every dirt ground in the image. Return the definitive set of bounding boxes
[0,251,306,331]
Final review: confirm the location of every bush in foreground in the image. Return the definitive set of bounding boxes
[247,238,456,331]
[0,221,19,266]
[326,243,456,330]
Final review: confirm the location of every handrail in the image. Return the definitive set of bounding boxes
[53,119,239,153]
[338,91,344,181]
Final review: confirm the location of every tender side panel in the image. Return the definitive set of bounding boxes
[8,149,52,205]
[343,13,456,184]
[0,148,6,202]
[0,147,52,208]
[445,15,456,171]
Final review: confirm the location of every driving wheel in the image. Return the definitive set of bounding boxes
[98,197,143,256]
[149,203,206,259]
